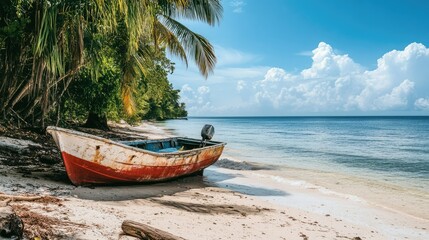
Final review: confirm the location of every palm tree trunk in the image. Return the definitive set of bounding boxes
[83,112,110,130]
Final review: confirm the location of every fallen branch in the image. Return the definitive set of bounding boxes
[121,220,185,240]
[0,194,43,202]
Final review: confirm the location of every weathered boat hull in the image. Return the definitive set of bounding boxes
[47,127,225,186]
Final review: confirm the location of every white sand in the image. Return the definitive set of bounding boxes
[2,121,428,239]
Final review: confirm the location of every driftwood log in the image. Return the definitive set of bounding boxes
[0,194,43,202]
[121,220,185,240]
[0,205,23,239]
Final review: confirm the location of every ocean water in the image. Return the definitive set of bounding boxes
[160,116,429,190]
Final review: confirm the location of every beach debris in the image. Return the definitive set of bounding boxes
[0,137,42,154]
[0,193,75,239]
[0,194,43,202]
[10,198,84,239]
[0,194,63,239]
[0,203,24,239]
[121,220,185,240]
[13,205,60,239]
[299,232,309,240]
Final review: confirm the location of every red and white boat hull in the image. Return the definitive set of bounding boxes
[47,127,225,185]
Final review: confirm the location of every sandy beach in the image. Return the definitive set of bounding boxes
[1,122,428,239]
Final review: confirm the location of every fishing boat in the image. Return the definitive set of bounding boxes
[46,125,225,186]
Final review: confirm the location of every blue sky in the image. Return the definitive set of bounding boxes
[168,0,429,116]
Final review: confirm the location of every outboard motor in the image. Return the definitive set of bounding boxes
[201,124,214,147]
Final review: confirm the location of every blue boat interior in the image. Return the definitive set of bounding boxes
[119,138,219,153]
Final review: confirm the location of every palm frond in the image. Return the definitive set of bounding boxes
[156,0,187,14]
[160,15,216,77]
[153,19,188,67]
[158,0,223,26]
[34,2,64,77]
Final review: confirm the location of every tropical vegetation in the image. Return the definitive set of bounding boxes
[0,0,222,129]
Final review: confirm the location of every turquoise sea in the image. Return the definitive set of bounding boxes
[161,116,429,190]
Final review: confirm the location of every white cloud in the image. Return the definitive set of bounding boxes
[261,68,286,83]
[254,42,429,113]
[198,86,210,95]
[180,84,212,113]
[374,79,415,110]
[173,42,429,116]
[415,98,429,109]
[301,42,362,79]
[230,0,245,13]
[181,84,193,93]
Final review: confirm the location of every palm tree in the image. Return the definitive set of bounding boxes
[116,0,222,115]
[0,0,222,128]
[83,0,222,128]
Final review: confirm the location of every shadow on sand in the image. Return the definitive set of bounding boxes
[72,175,210,201]
[148,198,272,216]
[72,167,289,201]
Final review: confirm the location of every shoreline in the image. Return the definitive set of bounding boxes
[154,120,429,238]
[0,121,427,239]
[156,120,429,220]
[269,164,429,221]
[214,156,429,221]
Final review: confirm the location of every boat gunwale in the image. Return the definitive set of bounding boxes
[46,126,226,157]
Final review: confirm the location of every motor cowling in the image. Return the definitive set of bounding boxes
[201,124,215,141]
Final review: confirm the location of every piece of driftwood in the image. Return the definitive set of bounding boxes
[0,205,24,239]
[121,220,185,240]
[0,194,43,202]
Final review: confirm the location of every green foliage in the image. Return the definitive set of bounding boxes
[0,0,220,128]
[61,47,187,125]
[139,58,188,120]
[61,57,121,123]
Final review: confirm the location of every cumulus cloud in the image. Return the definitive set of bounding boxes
[254,42,429,113]
[374,79,415,110]
[175,42,429,115]
[301,42,362,79]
